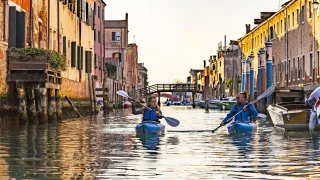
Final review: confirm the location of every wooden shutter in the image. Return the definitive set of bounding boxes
[8,6,16,48]
[71,41,76,67]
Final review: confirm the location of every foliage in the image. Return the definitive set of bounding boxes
[143,74,149,87]
[48,50,67,71]
[225,78,232,89]
[106,63,117,75]
[7,48,67,71]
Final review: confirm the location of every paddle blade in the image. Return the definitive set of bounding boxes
[163,116,180,127]
[116,90,129,98]
[257,113,267,118]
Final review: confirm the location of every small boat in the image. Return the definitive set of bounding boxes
[267,101,315,130]
[123,101,132,108]
[136,121,165,134]
[227,122,257,134]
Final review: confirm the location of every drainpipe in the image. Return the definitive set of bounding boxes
[285,4,289,87]
[29,0,33,47]
[47,0,50,49]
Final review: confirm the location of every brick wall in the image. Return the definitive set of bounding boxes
[0,2,8,96]
[61,77,89,99]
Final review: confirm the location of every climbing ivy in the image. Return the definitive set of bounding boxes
[7,48,67,71]
[106,63,117,75]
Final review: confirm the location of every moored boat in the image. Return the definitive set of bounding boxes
[267,101,320,130]
[136,121,165,134]
[227,122,257,134]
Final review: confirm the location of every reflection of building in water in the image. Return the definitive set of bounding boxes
[0,145,9,178]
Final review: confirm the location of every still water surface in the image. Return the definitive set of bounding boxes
[0,106,320,179]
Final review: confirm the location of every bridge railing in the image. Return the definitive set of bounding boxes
[128,83,200,97]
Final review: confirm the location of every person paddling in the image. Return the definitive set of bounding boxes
[132,96,163,123]
[220,91,258,126]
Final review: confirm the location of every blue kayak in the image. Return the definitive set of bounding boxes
[227,122,256,134]
[136,121,165,134]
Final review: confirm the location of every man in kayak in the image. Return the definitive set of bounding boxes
[220,91,258,126]
[132,96,163,123]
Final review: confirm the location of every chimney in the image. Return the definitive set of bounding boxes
[213,55,217,61]
[125,13,128,20]
[210,56,212,60]
[203,60,206,68]
[245,24,251,34]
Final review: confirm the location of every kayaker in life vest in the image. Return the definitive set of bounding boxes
[132,96,163,123]
[220,91,258,126]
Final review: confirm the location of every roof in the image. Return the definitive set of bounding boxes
[104,20,127,28]
[238,0,294,42]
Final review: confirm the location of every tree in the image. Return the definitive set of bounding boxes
[225,78,232,89]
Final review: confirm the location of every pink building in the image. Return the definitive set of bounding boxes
[104,13,129,105]
[94,0,106,88]
[126,43,139,92]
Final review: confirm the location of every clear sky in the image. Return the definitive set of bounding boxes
[104,0,289,85]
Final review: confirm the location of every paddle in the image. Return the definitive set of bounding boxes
[116,90,180,127]
[211,84,276,133]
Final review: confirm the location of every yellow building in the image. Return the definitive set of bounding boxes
[239,0,320,89]
[49,0,94,98]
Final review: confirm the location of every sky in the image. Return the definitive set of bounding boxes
[104,0,289,85]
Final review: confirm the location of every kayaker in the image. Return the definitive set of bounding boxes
[132,96,163,123]
[220,91,258,126]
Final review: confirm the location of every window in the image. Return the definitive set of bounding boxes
[85,2,89,24]
[281,20,283,33]
[298,57,300,78]
[98,6,101,18]
[94,30,96,41]
[293,58,295,80]
[309,1,312,18]
[278,63,281,82]
[39,22,42,47]
[94,53,97,67]
[310,53,313,78]
[302,5,305,23]
[94,2,96,16]
[292,12,295,27]
[112,32,121,41]
[297,9,300,25]
[288,15,290,29]
[270,26,274,39]
[289,60,291,80]
[303,55,305,78]
[98,31,101,43]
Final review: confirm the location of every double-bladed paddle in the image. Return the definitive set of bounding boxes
[211,84,276,133]
[116,90,180,127]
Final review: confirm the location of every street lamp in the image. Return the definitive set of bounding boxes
[313,0,319,83]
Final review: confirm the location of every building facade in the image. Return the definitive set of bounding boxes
[49,0,95,99]
[126,43,139,93]
[104,13,129,104]
[238,0,320,92]
[94,0,106,88]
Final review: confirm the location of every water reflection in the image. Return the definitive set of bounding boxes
[0,108,320,179]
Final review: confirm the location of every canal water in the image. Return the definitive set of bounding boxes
[0,106,320,179]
